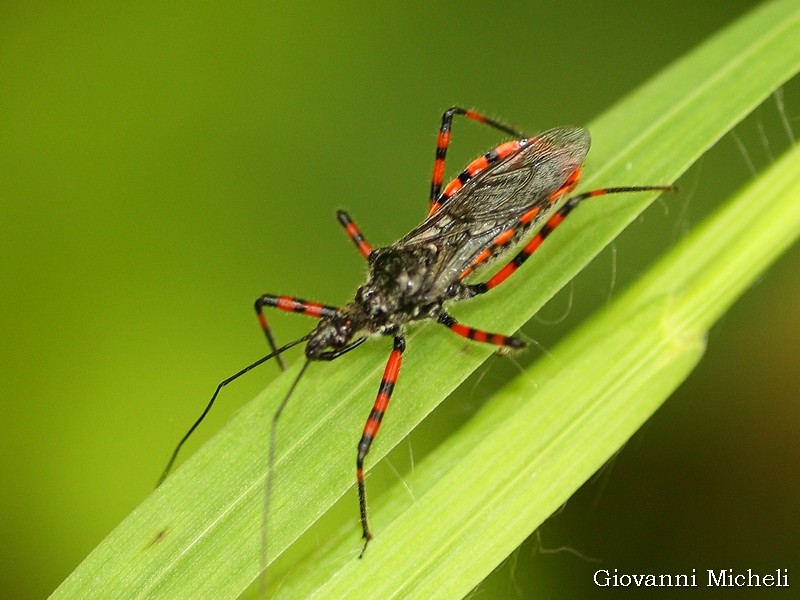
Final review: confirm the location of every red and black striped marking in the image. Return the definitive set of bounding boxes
[255,294,338,319]
[472,197,582,294]
[429,139,529,216]
[458,210,535,281]
[337,209,373,259]
[455,167,583,281]
[429,106,525,215]
[468,184,676,295]
[255,294,339,370]
[438,313,524,348]
[356,334,405,556]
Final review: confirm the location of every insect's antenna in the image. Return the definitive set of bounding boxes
[260,358,312,593]
[157,334,311,486]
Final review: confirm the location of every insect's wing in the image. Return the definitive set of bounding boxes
[402,127,591,295]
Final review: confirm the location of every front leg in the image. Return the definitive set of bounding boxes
[337,209,373,259]
[254,294,338,371]
[356,334,405,557]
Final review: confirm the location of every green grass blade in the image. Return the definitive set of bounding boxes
[52,0,800,598]
[280,132,800,600]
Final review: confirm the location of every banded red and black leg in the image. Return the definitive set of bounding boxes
[429,106,526,215]
[356,334,405,557]
[254,295,339,370]
[336,209,373,259]
[437,312,524,349]
[468,185,675,296]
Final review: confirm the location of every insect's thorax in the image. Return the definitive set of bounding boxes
[305,243,447,359]
[355,244,444,326]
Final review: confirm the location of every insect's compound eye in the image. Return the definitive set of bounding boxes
[331,318,355,347]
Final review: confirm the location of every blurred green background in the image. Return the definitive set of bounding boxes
[1,2,798,598]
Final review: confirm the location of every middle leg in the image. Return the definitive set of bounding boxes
[356,334,405,557]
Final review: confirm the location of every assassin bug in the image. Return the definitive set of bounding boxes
[158,106,674,559]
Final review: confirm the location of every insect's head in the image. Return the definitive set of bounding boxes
[305,311,362,359]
